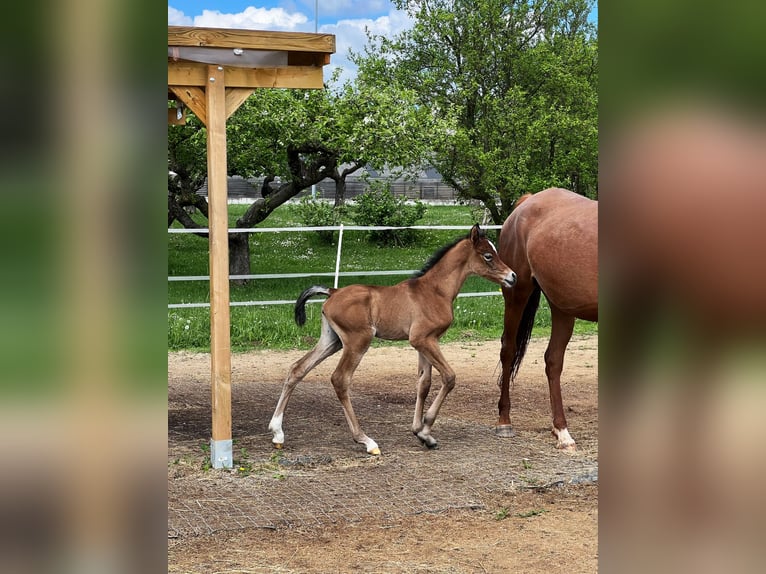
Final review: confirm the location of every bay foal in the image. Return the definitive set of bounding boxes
[269,224,516,455]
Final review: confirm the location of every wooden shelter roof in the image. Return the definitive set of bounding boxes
[167,26,335,469]
[168,26,335,93]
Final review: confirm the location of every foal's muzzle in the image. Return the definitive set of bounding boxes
[501,271,517,288]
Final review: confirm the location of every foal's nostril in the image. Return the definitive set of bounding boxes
[502,271,517,288]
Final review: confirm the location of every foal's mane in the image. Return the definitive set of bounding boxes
[411,230,476,279]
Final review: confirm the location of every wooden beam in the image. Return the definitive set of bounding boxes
[205,64,233,468]
[168,60,325,89]
[288,51,332,67]
[169,86,207,125]
[225,88,254,120]
[169,26,335,54]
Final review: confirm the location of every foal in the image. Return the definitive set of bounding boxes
[268,224,516,455]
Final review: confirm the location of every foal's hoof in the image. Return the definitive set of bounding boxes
[273,442,283,450]
[495,425,515,438]
[368,447,381,456]
[415,431,439,449]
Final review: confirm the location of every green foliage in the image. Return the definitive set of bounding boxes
[351,182,427,246]
[495,507,511,521]
[358,0,599,220]
[296,196,346,244]
[167,114,207,193]
[169,74,439,239]
[225,78,435,184]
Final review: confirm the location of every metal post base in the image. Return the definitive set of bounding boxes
[210,438,233,469]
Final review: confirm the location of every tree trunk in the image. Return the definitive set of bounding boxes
[333,176,347,207]
[228,233,251,283]
[334,163,365,207]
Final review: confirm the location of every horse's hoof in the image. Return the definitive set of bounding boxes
[552,428,575,451]
[495,425,515,438]
[415,431,438,449]
[368,447,381,456]
[273,443,283,450]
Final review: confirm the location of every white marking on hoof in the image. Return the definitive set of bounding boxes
[495,425,515,438]
[364,438,380,455]
[553,427,576,451]
[268,415,284,446]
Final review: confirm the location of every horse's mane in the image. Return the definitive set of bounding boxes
[411,231,476,278]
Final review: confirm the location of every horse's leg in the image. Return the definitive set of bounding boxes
[497,287,531,437]
[330,335,380,454]
[411,352,433,437]
[546,307,576,450]
[268,316,342,448]
[410,337,456,449]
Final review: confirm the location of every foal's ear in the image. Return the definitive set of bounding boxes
[470,223,484,243]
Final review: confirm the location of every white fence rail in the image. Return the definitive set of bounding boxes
[168,224,504,309]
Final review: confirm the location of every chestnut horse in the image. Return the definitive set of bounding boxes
[496,188,597,450]
[269,224,517,455]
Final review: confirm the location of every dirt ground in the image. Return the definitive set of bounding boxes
[168,335,598,573]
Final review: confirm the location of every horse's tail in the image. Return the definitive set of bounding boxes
[294,285,333,326]
[510,279,541,381]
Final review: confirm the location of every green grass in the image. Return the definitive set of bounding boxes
[168,203,597,351]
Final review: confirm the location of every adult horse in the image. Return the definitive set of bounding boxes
[269,224,517,455]
[496,188,597,450]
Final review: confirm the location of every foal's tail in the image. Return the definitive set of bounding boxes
[510,279,542,381]
[294,285,333,326]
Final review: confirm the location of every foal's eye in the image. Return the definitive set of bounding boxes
[483,253,493,262]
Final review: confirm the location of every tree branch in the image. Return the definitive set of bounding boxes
[237,147,337,228]
[167,193,209,238]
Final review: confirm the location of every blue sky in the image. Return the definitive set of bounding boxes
[169,1,398,29]
[168,2,597,84]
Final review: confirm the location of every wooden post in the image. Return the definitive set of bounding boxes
[205,64,233,468]
[170,26,335,471]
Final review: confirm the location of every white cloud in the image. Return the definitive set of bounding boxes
[168,6,192,26]
[193,7,309,31]
[167,4,413,85]
[321,9,412,85]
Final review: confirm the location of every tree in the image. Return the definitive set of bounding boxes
[167,113,208,229]
[167,99,336,278]
[323,77,437,206]
[168,76,437,276]
[355,0,598,223]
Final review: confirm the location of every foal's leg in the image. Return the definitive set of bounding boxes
[411,352,433,437]
[330,334,379,454]
[497,285,532,437]
[546,306,576,450]
[268,316,342,448]
[410,336,456,449]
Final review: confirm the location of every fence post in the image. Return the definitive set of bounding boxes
[334,224,344,289]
